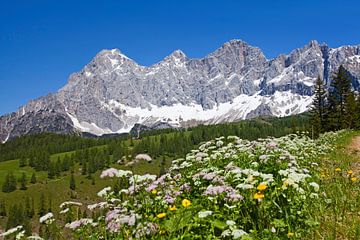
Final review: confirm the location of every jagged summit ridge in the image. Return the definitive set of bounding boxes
[1,40,360,142]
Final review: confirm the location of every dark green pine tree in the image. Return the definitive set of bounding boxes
[48,196,52,212]
[344,91,356,129]
[47,162,56,179]
[20,172,27,190]
[2,172,17,193]
[326,65,352,130]
[0,200,6,217]
[159,155,167,176]
[6,205,16,229]
[69,173,76,191]
[19,156,27,167]
[310,76,327,138]
[38,193,47,216]
[55,159,62,177]
[91,175,96,185]
[355,93,360,129]
[30,172,37,184]
[25,196,34,218]
[81,161,87,175]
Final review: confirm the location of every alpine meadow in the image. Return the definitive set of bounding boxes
[1,1,360,239]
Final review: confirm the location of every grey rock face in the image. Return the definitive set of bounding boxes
[1,40,360,142]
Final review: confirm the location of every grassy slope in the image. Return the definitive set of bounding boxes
[0,139,174,232]
[313,131,360,240]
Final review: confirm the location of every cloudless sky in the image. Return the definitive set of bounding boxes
[0,0,359,115]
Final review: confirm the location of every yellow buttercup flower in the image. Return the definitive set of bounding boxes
[157,212,166,219]
[335,168,341,172]
[182,199,191,208]
[151,189,157,195]
[254,192,264,200]
[169,205,177,211]
[347,170,353,175]
[351,177,357,182]
[287,232,294,237]
[257,183,267,191]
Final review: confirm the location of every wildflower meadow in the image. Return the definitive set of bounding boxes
[2,131,355,239]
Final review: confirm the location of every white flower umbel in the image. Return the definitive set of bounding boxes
[198,210,213,218]
[60,201,82,209]
[39,212,54,224]
[0,225,23,237]
[97,187,112,197]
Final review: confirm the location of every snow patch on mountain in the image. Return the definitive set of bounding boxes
[65,91,313,136]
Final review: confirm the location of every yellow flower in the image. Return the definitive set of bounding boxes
[254,192,265,200]
[347,170,353,175]
[169,205,177,211]
[182,199,191,208]
[151,189,157,195]
[282,180,289,188]
[351,177,357,182]
[257,183,267,191]
[157,212,166,219]
[335,168,341,172]
[287,232,295,237]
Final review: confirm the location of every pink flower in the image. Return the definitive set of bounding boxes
[100,168,119,178]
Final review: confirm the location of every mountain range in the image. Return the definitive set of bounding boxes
[1,39,360,143]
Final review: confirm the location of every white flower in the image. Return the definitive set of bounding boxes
[310,193,319,199]
[216,140,224,147]
[226,220,236,226]
[0,226,23,237]
[309,182,320,192]
[198,210,213,218]
[221,229,231,237]
[27,236,44,240]
[135,154,152,162]
[97,187,111,197]
[60,208,69,214]
[232,229,247,239]
[224,204,236,209]
[87,201,109,210]
[60,201,82,209]
[39,212,54,224]
[16,230,25,240]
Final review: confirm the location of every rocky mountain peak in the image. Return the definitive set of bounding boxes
[1,40,360,142]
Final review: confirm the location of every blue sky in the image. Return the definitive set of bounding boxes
[0,0,359,115]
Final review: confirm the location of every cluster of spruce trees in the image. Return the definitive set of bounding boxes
[2,172,36,193]
[311,65,360,137]
[0,133,106,162]
[0,193,57,234]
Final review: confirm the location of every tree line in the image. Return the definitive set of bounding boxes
[311,65,360,137]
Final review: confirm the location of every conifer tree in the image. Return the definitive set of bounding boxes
[0,200,6,217]
[326,65,352,130]
[19,156,27,167]
[81,161,87,175]
[355,93,360,129]
[38,193,46,216]
[91,175,96,185]
[48,161,56,179]
[70,173,76,191]
[345,91,356,128]
[48,196,52,212]
[20,172,27,190]
[55,159,61,177]
[25,196,34,218]
[2,172,17,193]
[310,76,327,137]
[30,172,37,184]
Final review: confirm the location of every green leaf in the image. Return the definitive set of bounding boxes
[212,220,227,230]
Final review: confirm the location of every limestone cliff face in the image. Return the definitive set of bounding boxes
[1,40,360,142]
